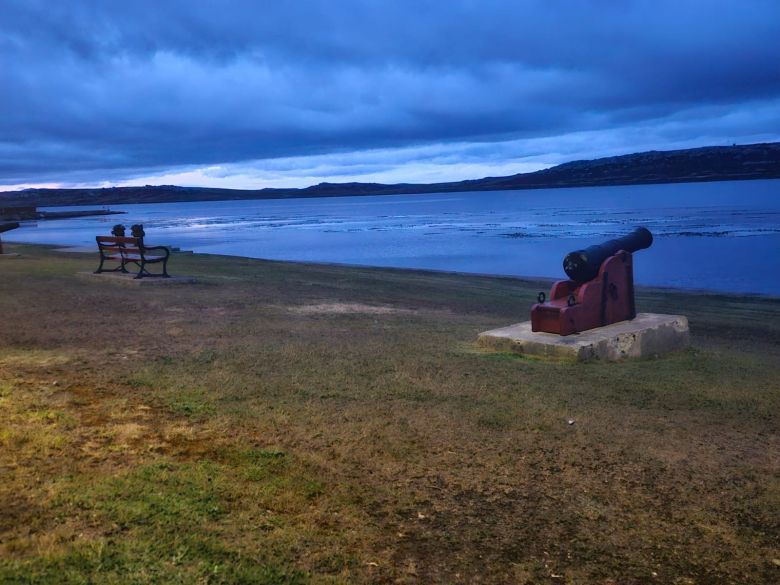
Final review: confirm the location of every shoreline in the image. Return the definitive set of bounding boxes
[7,240,779,301]
[0,208,124,221]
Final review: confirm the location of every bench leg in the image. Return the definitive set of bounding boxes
[96,250,131,274]
[94,257,123,274]
[133,259,170,279]
[123,259,140,276]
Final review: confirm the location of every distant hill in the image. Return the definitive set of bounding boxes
[2,142,779,207]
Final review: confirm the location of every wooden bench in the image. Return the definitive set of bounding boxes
[95,236,170,279]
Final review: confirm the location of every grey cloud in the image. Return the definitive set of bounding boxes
[1,0,779,186]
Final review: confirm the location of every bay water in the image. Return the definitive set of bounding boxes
[8,179,780,295]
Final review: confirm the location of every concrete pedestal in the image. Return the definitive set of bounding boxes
[77,272,196,286]
[478,313,689,361]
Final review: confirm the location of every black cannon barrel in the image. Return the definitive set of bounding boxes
[0,222,20,234]
[563,227,653,283]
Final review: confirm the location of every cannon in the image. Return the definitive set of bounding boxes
[0,222,20,255]
[531,227,653,335]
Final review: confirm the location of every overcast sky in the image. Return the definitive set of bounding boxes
[1,0,779,191]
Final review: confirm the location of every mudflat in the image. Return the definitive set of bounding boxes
[1,244,778,584]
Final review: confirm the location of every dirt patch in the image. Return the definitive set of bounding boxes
[289,302,414,315]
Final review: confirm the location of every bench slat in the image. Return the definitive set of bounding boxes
[97,236,139,245]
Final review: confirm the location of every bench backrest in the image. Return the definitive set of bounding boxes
[96,235,142,256]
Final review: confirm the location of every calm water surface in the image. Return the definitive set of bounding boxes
[9,179,780,295]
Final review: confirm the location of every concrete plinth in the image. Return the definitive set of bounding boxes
[77,272,196,286]
[478,313,690,361]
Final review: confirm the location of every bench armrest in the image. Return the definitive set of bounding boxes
[141,245,170,257]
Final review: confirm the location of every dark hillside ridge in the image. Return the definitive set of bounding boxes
[2,142,779,207]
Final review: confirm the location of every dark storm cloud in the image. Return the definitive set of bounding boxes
[1,0,779,186]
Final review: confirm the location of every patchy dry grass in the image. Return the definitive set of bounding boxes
[0,243,779,584]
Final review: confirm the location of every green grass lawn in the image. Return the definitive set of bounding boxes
[1,244,778,584]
